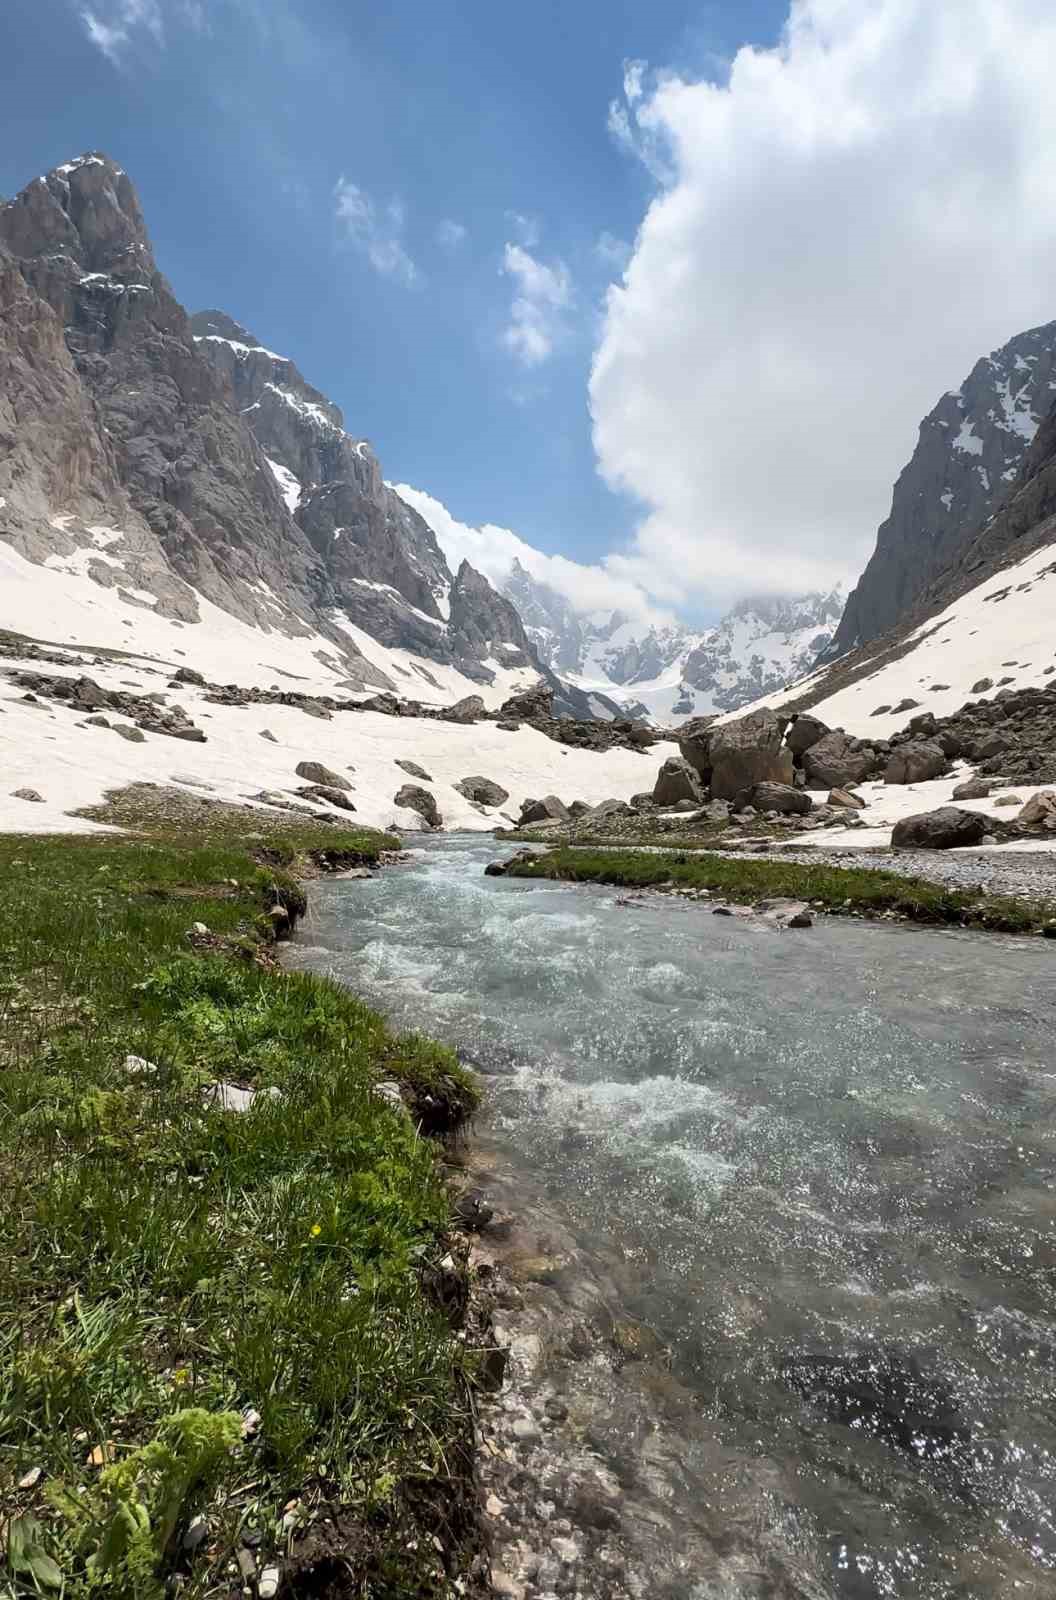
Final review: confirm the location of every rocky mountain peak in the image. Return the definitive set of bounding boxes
[0,153,154,282]
[830,320,1056,656]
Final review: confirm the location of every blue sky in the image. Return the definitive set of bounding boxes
[1,0,783,577]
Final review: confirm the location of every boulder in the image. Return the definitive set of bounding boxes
[1017,790,1056,829]
[629,792,656,811]
[828,787,866,809]
[907,712,938,737]
[11,787,44,802]
[952,779,991,800]
[114,724,146,743]
[891,807,988,850]
[677,715,718,781]
[295,760,352,791]
[585,798,633,821]
[519,795,570,825]
[454,776,510,807]
[442,694,486,723]
[708,709,793,801]
[883,741,950,785]
[297,785,356,812]
[173,666,207,687]
[394,784,442,828]
[971,677,994,694]
[973,732,1009,761]
[652,756,705,807]
[935,731,963,758]
[500,683,555,721]
[802,731,878,789]
[567,800,591,819]
[395,759,433,781]
[785,713,829,757]
[750,782,812,815]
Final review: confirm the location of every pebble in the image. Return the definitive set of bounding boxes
[258,1566,281,1599]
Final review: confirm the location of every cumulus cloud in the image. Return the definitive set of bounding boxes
[392,483,671,626]
[500,243,572,366]
[595,231,632,273]
[80,0,163,62]
[504,210,541,248]
[334,179,417,285]
[592,0,1056,604]
[435,218,467,251]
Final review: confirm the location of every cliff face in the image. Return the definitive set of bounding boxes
[831,323,1056,656]
[0,153,573,703]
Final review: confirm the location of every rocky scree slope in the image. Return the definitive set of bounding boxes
[830,321,1056,657]
[0,153,595,715]
[502,558,843,723]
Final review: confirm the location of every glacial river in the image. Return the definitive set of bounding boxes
[288,834,1056,1599]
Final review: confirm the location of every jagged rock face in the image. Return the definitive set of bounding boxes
[0,155,338,639]
[678,592,844,710]
[832,322,1056,656]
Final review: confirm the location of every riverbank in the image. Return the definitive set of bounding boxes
[0,804,487,1598]
[501,845,1056,934]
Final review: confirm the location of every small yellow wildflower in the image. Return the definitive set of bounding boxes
[173,1367,190,1385]
[310,1224,322,1237]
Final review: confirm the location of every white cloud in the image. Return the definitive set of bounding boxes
[392,483,670,626]
[334,179,417,285]
[595,231,631,272]
[592,0,1056,604]
[500,243,572,367]
[505,210,541,248]
[80,0,163,62]
[435,218,467,251]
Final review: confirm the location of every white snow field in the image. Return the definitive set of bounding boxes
[725,541,1056,739]
[0,644,675,838]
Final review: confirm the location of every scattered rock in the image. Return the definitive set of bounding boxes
[751,781,812,815]
[258,1567,281,1600]
[802,731,878,789]
[788,910,814,928]
[883,741,950,784]
[172,666,206,686]
[519,795,570,825]
[295,760,352,790]
[891,807,988,850]
[971,677,994,694]
[455,775,510,806]
[993,793,1022,806]
[828,787,866,809]
[441,694,486,723]
[1018,790,1056,829]
[499,683,556,721]
[708,709,793,800]
[11,787,44,802]
[395,783,442,828]
[785,712,830,756]
[259,728,278,742]
[395,758,432,781]
[651,756,704,807]
[296,785,356,811]
[952,779,991,800]
[114,724,147,743]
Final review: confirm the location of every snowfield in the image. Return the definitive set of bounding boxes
[0,643,676,838]
[723,540,1056,739]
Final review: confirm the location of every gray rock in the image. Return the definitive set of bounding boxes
[802,731,878,789]
[883,740,950,784]
[952,779,991,800]
[259,728,278,742]
[676,715,718,780]
[519,795,570,825]
[1018,790,1056,828]
[708,709,793,800]
[828,786,866,809]
[973,732,1009,761]
[971,677,994,694]
[751,781,812,815]
[296,784,356,812]
[113,724,146,743]
[785,713,829,756]
[11,787,44,802]
[652,756,704,807]
[441,694,486,723]
[891,806,988,849]
[395,759,432,781]
[295,760,352,790]
[585,798,633,821]
[454,775,510,807]
[394,784,442,827]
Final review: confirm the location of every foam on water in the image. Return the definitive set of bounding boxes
[288,834,1056,1597]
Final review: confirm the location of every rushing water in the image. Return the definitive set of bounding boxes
[288,834,1056,1599]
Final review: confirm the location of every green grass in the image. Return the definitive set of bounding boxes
[0,825,482,1598]
[505,847,1056,935]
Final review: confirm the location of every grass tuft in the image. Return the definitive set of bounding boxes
[0,824,482,1597]
[504,847,1056,935]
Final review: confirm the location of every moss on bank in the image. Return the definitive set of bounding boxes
[0,821,482,1598]
[504,846,1056,935]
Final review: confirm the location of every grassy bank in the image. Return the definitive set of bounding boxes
[0,817,482,1598]
[505,847,1056,935]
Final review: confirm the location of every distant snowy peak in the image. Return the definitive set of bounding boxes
[832,320,1056,655]
[500,559,843,723]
